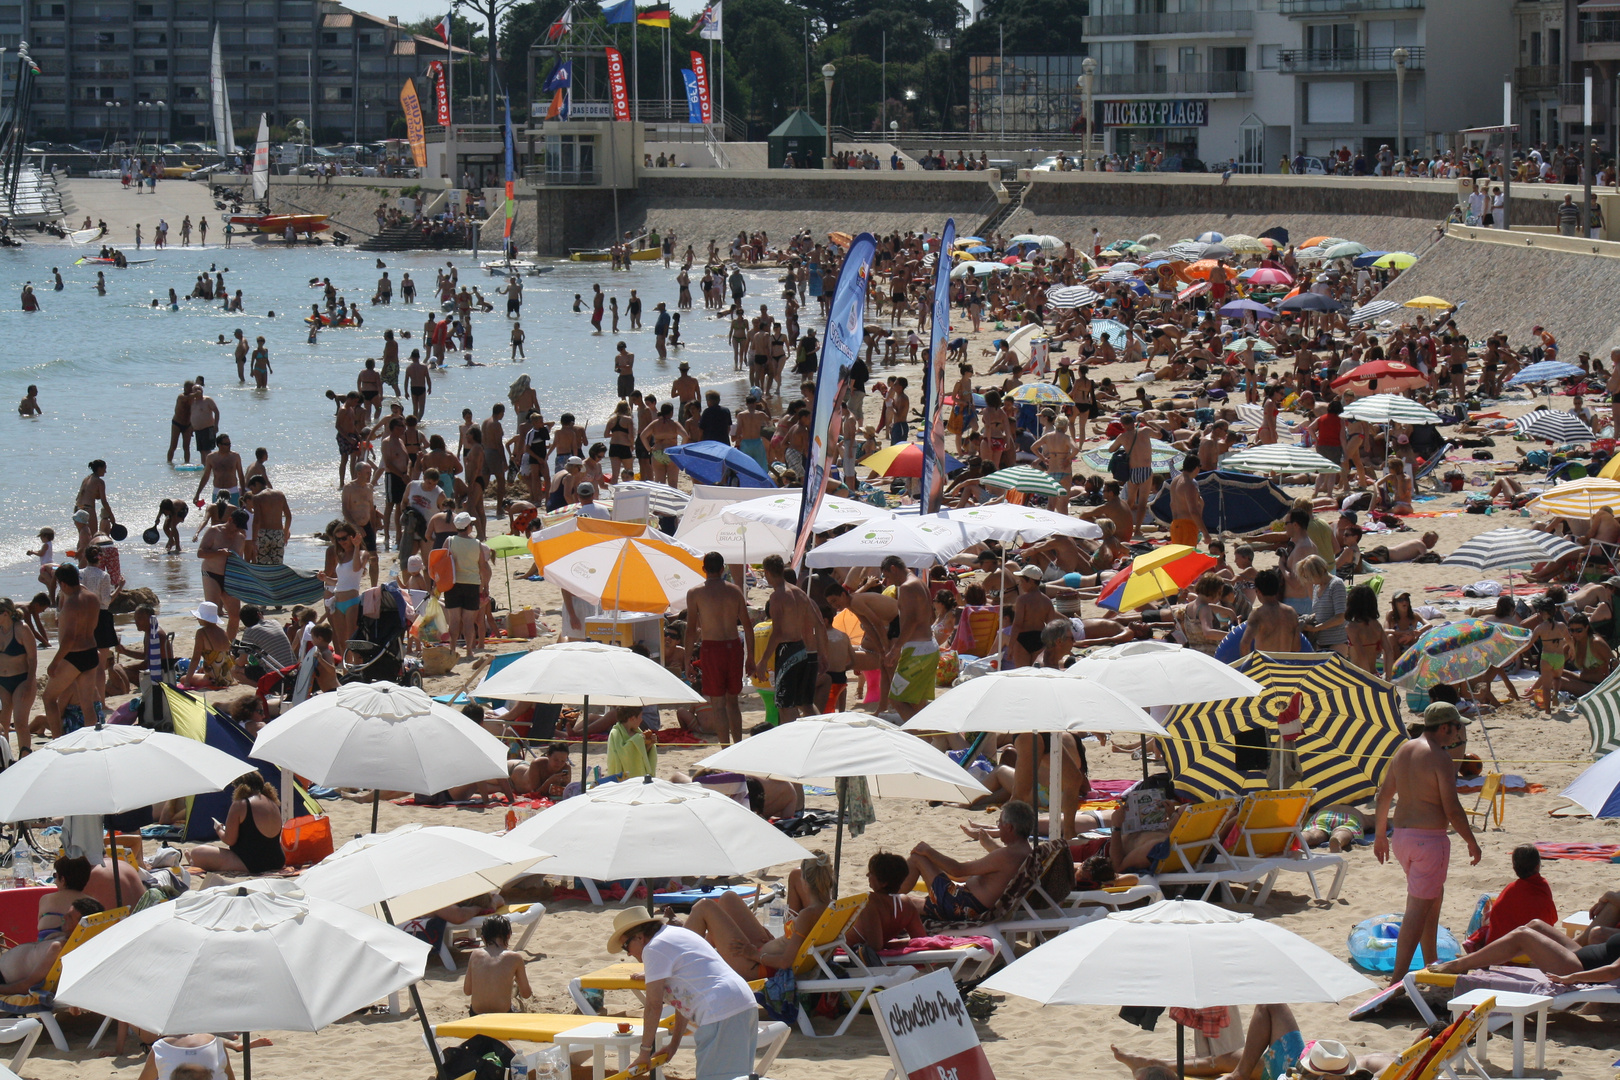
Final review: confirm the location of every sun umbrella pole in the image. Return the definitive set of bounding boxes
[1048,736,1063,841]
[581,694,591,791]
[243,1031,251,1080]
[1176,1021,1185,1080]
[371,788,380,834]
[380,898,445,1071]
[832,777,847,896]
[107,823,122,909]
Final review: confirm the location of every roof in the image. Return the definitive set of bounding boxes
[769,109,826,139]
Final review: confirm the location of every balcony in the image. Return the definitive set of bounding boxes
[1081,9,1252,38]
[1579,15,1620,59]
[1516,64,1560,88]
[1278,46,1425,72]
[1280,0,1422,13]
[1093,71,1252,95]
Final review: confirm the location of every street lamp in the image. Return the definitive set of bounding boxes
[103,100,120,156]
[1392,47,1408,163]
[822,63,835,164]
[1079,56,1096,171]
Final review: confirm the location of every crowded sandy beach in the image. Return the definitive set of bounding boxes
[1,184,1620,1080]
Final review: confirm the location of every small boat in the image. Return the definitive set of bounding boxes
[74,256,154,265]
[482,259,539,276]
[228,212,331,234]
[569,246,660,263]
[66,227,104,244]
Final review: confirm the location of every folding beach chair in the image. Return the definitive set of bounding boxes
[1402,966,1620,1028]
[2,906,129,1052]
[924,840,1106,956]
[1149,797,1273,903]
[438,903,546,971]
[1222,788,1347,904]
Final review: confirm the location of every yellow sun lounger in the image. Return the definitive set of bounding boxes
[434,1012,674,1044]
[1222,788,1347,904]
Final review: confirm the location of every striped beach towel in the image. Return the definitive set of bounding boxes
[222,553,326,608]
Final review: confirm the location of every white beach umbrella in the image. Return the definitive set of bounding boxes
[982,899,1374,1076]
[1560,748,1620,817]
[1066,641,1265,709]
[0,722,248,821]
[699,712,989,887]
[505,775,809,880]
[803,515,995,569]
[57,880,431,1074]
[604,480,691,518]
[1047,285,1102,309]
[1339,393,1442,425]
[296,824,550,922]
[1441,527,1580,572]
[671,511,796,564]
[474,641,703,791]
[914,503,1103,542]
[1223,444,1342,475]
[250,683,510,831]
[1514,410,1596,444]
[903,669,1166,839]
[722,491,894,534]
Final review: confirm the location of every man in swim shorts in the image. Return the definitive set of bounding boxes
[1373,701,1482,983]
[685,552,754,747]
[42,564,103,737]
[907,800,1036,924]
[757,554,826,724]
[881,555,937,719]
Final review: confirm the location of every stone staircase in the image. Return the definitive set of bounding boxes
[358,222,425,252]
[977,179,1026,238]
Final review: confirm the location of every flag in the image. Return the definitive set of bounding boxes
[434,12,452,41]
[427,59,449,126]
[603,0,634,23]
[680,69,702,124]
[546,3,573,41]
[695,0,722,40]
[604,47,630,122]
[920,217,955,514]
[689,50,712,123]
[795,234,877,566]
[541,59,572,120]
[399,79,428,168]
[636,7,671,26]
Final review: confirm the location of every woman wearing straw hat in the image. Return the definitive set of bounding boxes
[607,909,758,1080]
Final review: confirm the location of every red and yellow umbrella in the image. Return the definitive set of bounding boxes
[1096,545,1218,612]
[860,442,965,478]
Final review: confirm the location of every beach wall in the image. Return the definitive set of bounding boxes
[1365,224,1620,356]
[533,170,1004,255]
[1004,172,1562,253]
[218,175,453,241]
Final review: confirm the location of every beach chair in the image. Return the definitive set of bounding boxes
[1401,965,1620,1028]
[1414,443,1457,493]
[1221,789,1348,904]
[1411,994,1494,1080]
[432,1012,789,1075]
[438,903,546,971]
[0,906,128,1051]
[1375,1036,1433,1080]
[925,840,1108,955]
[0,1018,42,1075]
[1147,797,1272,903]
[1462,773,1506,831]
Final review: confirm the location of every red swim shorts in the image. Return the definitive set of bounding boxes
[700,638,744,698]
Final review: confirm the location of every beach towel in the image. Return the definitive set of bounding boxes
[222,552,326,607]
[879,935,996,956]
[1533,841,1620,862]
[839,776,876,838]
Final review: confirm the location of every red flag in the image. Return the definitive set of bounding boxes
[1277,692,1304,742]
[428,60,449,126]
[605,46,630,122]
[546,4,573,42]
[434,12,451,40]
[688,50,711,123]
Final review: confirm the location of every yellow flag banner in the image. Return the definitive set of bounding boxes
[400,78,427,168]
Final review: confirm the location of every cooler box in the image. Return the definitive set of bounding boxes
[585,614,663,662]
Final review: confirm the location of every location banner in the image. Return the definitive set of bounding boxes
[689,50,712,123]
[400,79,428,167]
[605,47,630,121]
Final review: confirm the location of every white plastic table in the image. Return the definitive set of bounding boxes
[1447,988,1552,1077]
[553,1020,669,1080]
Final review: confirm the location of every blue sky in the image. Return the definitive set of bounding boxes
[363,0,709,29]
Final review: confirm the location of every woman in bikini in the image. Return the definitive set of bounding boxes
[846,852,926,953]
[0,598,38,754]
[1175,573,1233,656]
[680,851,835,980]
[317,524,367,655]
[1530,595,1573,714]
[1384,590,1425,674]
[1344,584,1385,675]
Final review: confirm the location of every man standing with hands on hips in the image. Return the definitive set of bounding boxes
[610,909,758,1080]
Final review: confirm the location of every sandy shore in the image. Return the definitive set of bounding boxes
[15,242,1620,1077]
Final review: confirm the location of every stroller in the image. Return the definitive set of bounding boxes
[341,582,424,688]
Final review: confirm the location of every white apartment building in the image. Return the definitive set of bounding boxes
[1069,0,1516,167]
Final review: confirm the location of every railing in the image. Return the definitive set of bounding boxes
[1279,0,1422,12]
[1580,16,1620,44]
[1082,9,1252,37]
[1515,64,1560,88]
[1277,46,1425,72]
[1093,71,1252,94]
[523,164,601,186]
[706,125,729,169]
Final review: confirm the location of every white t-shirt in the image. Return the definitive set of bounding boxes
[641,926,757,1027]
[576,501,610,519]
[404,480,439,520]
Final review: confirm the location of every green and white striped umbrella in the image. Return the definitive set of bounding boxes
[1577,665,1620,757]
[1223,444,1341,475]
[1339,394,1443,425]
[982,465,1069,497]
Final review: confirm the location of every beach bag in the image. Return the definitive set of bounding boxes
[1107,446,1132,482]
[281,814,334,868]
[438,1034,514,1080]
[755,967,800,1025]
[412,593,448,641]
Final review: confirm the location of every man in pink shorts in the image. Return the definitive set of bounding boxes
[1373,701,1482,984]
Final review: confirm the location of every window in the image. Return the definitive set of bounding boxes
[1363,79,1395,125]
[135,57,167,72]
[0,5,21,19]
[1530,30,1541,66]
[245,1,273,16]
[247,57,272,71]
[280,30,311,45]
[359,56,388,73]
[32,2,63,16]
[1549,28,1561,66]
[1304,80,1354,123]
[134,2,164,15]
[246,28,273,45]
[176,29,208,44]
[175,83,203,99]
[135,30,167,44]
[1096,42,1134,75]
[322,85,352,102]
[280,54,309,75]
[247,83,274,101]
[1258,44,1280,69]
[1211,46,1245,72]
[174,1,208,17]
[1306,23,1356,52]
[1178,46,1199,73]
[280,85,309,102]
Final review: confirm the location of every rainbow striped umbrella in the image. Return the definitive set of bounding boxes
[1096,545,1216,612]
[1008,382,1070,405]
[1162,652,1406,807]
[1388,619,1532,689]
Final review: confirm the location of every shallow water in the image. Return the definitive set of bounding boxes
[0,240,778,601]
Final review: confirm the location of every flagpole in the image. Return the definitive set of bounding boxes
[632,13,638,122]
[445,13,455,186]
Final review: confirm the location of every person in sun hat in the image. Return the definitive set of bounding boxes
[607,908,758,1080]
[1111,1007,1409,1080]
[179,601,233,689]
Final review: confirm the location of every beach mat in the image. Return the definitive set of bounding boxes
[1533,841,1620,862]
[223,552,326,607]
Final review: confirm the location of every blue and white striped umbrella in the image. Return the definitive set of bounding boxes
[1506,361,1587,387]
[1513,410,1596,444]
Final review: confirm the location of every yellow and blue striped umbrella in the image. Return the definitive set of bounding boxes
[1161,652,1405,808]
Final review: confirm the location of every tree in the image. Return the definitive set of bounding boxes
[500,0,575,115]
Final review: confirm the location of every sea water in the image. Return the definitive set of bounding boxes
[0,241,779,600]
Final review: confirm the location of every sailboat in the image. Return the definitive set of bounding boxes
[209,25,236,159]
[481,97,544,275]
[228,113,329,234]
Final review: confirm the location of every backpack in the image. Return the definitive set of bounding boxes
[437,1035,514,1080]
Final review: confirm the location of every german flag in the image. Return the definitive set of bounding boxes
[636,7,671,26]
